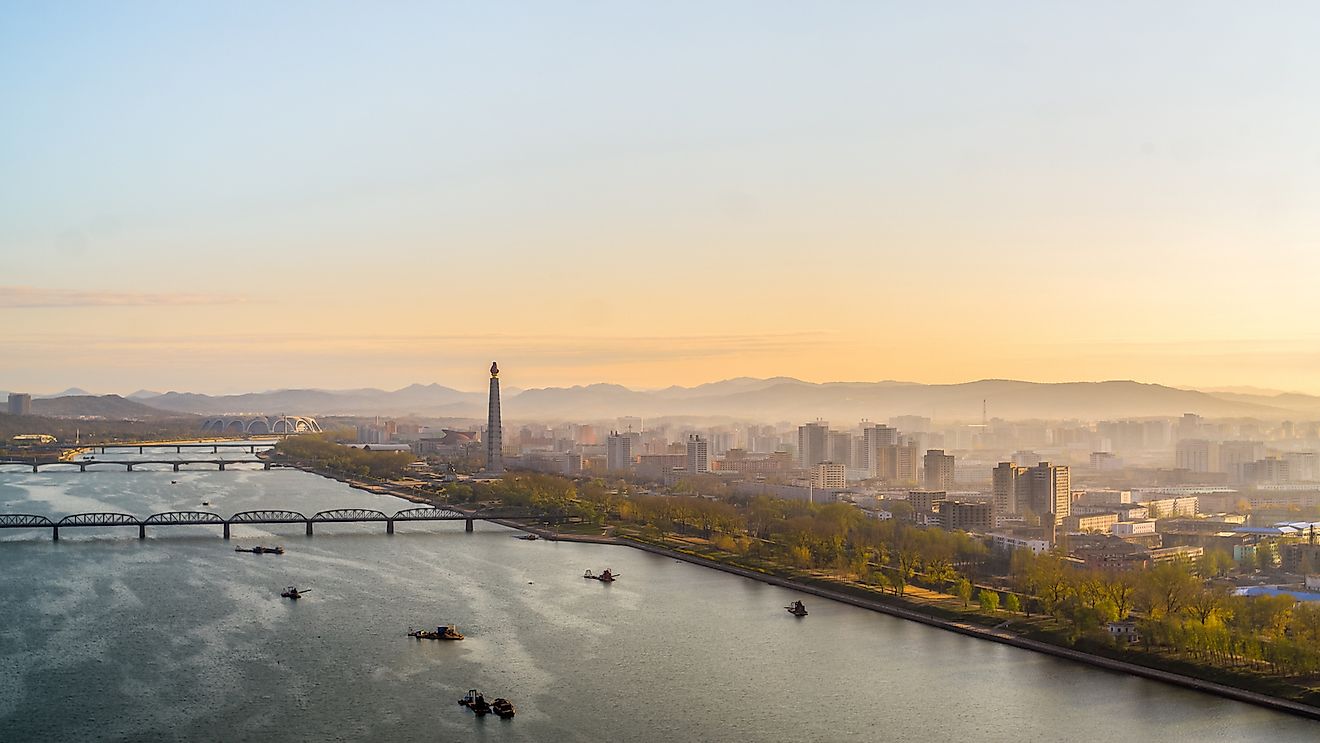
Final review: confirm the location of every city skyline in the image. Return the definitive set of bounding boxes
[6,3,1320,393]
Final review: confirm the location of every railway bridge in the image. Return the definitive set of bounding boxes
[0,507,551,540]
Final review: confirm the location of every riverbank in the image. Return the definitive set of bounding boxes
[275,460,1320,720]
[263,454,439,506]
[489,520,1320,720]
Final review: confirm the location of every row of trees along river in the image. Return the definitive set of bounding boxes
[446,470,1320,704]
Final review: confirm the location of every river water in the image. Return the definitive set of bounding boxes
[0,448,1315,742]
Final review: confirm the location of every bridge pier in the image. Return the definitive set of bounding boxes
[465,518,474,533]
[223,523,230,539]
[126,463,134,472]
[306,521,313,536]
[79,464,87,472]
[139,524,146,539]
[52,526,59,541]
[212,446,218,453]
[173,463,180,472]
[32,464,38,473]
[175,446,181,453]
[219,462,226,471]
[263,463,271,470]
[386,520,394,535]
[139,446,145,454]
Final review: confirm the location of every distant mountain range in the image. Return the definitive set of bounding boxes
[8,378,1320,422]
[30,395,197,420]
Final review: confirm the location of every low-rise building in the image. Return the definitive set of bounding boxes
[990,532,1051,555]
[937,500,993,533]
[1114,520,1157,537]
[1063,512,1119,534]
[1106,621,1141,644]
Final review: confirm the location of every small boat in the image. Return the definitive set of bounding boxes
[280,586,306,600]
[516,533,539,541]
[235,545,284,555]
[786,600,808,617]
[583,568,618,582]
[491,698,515,719]
[408,625,464,640]
[200,499,210,504]
[459,690,491,716]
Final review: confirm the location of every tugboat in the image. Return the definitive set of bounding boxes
[408,625,464,640]
[459,690,491,716]
[235,545,284,555]
[280,586,306,600]
[786,600,808,617]
[584,568,618,582]
[491,698,516,719]
[516,533,539,541]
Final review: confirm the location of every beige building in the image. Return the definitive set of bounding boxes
[923,450,955,491]
[1063,512,1119,534]
[811,461,847,489]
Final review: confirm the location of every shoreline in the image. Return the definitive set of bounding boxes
[496,521,1320,721]
[270,460,1320,721]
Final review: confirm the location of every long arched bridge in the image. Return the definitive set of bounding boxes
[0,506,553,540]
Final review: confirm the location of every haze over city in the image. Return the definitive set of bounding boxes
[6,2,1320,393]
[7,4,1320,740]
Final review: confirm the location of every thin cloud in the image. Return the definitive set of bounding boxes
[0,286,250,308]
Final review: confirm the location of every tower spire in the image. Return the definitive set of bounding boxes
[486,361,504,475]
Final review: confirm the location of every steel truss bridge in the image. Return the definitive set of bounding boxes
[0,507,550,540]
[0,459,274,472]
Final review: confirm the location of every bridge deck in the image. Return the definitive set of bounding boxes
[0,507,549,540]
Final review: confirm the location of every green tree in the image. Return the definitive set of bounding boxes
[1004,593,1021,614]
[956,578,973,608]
[978,589,1001,614]
[1137,562,1198,620]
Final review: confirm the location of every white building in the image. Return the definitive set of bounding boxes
[606,430,633,472]
[812,462,847,489]
[686,434,710,474]
[1113,520,1157,537]
[990,533,1051,555]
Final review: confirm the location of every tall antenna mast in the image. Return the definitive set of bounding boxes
[982,399,987,426]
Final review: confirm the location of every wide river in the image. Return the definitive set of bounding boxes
[0,448,1315,742]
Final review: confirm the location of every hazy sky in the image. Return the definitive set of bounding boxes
[4,2,1320,394]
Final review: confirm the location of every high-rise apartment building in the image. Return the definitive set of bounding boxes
[1175,439,1214,473]
[827,431,853,469]
[1219,441,1265,482]
[862,424,898,476]
[873,445,897,481]
[992,462,1026,524]
[1284,451,1318,482]
[686,434,710,474]
[923,450,955,491]
[1021,461,1070,544]
[896,441,921,485]
[797,422,829,469]
[6,393,31,416]
[606,431,633,472]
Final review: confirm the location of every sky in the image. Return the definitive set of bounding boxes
[3,2,1320,395]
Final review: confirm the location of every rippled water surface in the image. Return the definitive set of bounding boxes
[1,449,1316,741]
